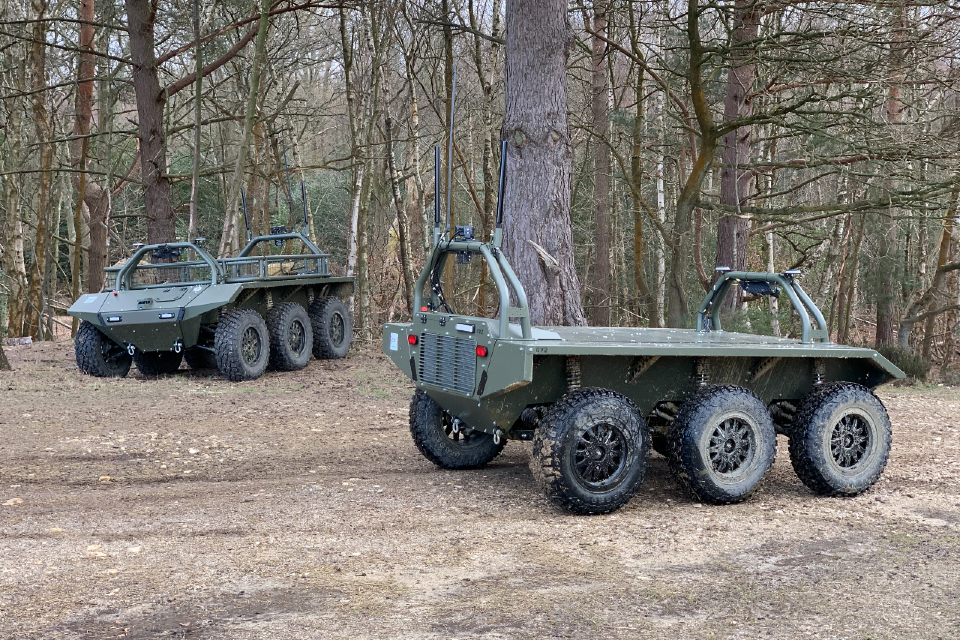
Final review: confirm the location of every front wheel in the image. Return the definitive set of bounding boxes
[788,382,892,496]
[531,388,649,515]
[214,308,270,382]
[75,320,131,378]
[133,350,183,376]
[409,390,505,469]
[668,385,776,505]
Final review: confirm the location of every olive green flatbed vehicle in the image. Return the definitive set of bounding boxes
[382,149,903,515]
[68,232,353,382]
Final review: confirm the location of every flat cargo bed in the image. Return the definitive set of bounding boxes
[505,325,900,363]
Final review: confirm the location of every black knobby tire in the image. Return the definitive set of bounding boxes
[75,320,131,378]
[133,350,183,376]
[788,382,892,496]
[409,390,505,469]
[531,388,649,515]
[214,308,270,382]
[184,347,216,370]
[266,302,313,371]
[309,297,352,359]
[668,385,777,505]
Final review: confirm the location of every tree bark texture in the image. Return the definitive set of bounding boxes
[386,116,414,314]
[668,0,719,327]
[715,0,760,309]
[125,0,175,245]
[876,4,908,347]
[27,0,53,338]
[589,0,611,326]
[219,1,270,257]
[501,0,585,327]
[0,341,9,370]
[71,0,109,294]
[1,44,28,337]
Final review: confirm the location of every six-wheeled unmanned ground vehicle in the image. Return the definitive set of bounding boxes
[67,232,353,382]
[382,145,904,515]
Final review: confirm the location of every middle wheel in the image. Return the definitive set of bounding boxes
[531,388,649,515]
[266,302,313,371]
[668,385,777,504]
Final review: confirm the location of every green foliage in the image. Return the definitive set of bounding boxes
[878,346,931,381]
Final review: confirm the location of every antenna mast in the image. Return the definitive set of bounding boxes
[433,146,442,247]
[444,67,456,238]
[493,140,507,247]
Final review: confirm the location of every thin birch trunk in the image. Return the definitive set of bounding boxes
[26,0,53,338]
[188,0,203,249]
[219,0,271,258]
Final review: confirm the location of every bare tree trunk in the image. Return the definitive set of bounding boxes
[921,200,955,359]
[501,0,584,326]
[0,50,28,337]
[71,0,109,296]
[668,0,719,327]
[188,0,203,249]
[385,115,414,314]
[589,0,611,326]
[26,0,53,339]
[715,0,759,310]
[0,342,9,371]
[219,1,271,257]
[126,0,176,244]
[876,5,908,347]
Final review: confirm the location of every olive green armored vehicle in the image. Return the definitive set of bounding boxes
[382,146,904,515]
[68,232,353,382]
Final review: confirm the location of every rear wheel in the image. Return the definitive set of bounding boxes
[266,302,313,371]
[309,297,352,359]
[214,308,270,382]
[409,390,505,469]
[133,350,183,376]
[789,382,891,496]
[531,388,649,515]
[668,385,776,505]
[75,320,131,378]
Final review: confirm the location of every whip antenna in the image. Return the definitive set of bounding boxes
[444,67,456,238]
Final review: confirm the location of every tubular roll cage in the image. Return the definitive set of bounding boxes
[112,232,328,291]
[696,271,830,344]
[414,240,533,340]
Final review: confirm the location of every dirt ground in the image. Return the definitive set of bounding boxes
[0,341,958,640]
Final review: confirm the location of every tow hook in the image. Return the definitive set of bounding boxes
[127,344,136,356]
[173,340,183,354]
[493,428,504,445]
[451,418,461,434]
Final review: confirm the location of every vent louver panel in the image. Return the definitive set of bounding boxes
[419,333,477,394]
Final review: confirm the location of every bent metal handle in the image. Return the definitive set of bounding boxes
[696,271,830,343]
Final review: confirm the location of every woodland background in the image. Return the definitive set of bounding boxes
[1,0,960,379]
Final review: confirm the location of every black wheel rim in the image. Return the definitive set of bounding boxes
[574,423,628,488]
[288,319,306,355]
[241,326,262,364]
[329,312,345,347]
[708,417,755,475]
[830,413,871,469]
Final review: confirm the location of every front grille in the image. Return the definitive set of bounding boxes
[419,333,477,395]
